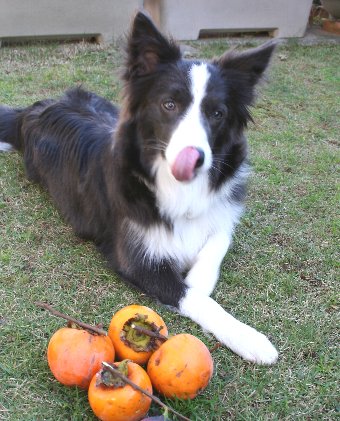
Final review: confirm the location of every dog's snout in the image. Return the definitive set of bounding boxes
[195,148,205,169]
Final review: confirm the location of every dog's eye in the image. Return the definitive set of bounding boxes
[162,100,176,111]
[212,110,224,120]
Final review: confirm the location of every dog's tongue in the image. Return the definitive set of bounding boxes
[171,147,201,182]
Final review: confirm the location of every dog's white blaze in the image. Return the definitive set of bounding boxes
[179,289,279,364]
[0,141,13,152]
[165,63,212,171]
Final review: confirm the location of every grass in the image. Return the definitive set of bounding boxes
[0,39,339,420]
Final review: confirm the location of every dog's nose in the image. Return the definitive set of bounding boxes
[195,148,205,169]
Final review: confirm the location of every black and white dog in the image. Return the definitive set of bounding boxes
[0,12,278,364]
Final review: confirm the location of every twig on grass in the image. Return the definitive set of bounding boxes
[35,301,107,336]
[209,342,221,353]
[102,361,191,421]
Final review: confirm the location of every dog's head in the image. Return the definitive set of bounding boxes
[121,12,276,188]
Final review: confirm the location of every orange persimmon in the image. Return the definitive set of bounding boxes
[88,360,152,421]
[147,333,213,399]
[47,326,115,389]
[108,305,168,365]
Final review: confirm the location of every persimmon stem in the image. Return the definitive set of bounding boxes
[102,362,191,421]
[130,323,168,341]
[35,302,107,336]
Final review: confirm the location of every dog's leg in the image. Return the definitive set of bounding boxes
[185,232,231,296]
[179,288,279,365]
[119,255,278,364]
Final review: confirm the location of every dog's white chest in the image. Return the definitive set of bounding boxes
[137,188,241,271]
[137,197,241,272]
[134,158,242,270]
[130,158,246,270]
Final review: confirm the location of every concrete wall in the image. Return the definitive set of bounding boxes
[0,0,142,43]
[0,0,312,43]
[144,0,313,39]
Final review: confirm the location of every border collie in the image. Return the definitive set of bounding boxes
[0,12,278,364]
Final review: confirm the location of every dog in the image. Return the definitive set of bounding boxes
[0,12,278,364]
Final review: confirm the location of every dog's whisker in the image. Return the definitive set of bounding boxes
[210,165,227,177]
[212,160,235,170]
[144,139,168,152]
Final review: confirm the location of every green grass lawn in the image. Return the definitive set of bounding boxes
[0,39,339,420]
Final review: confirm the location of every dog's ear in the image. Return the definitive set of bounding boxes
[124,12,181,80]
[213,41,277,127]
[215,40,277,86]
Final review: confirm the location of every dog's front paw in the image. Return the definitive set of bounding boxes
[225,323,278,365]
[179,289,278,365]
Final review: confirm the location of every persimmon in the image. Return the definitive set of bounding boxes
[108,305,168,365]
[88,360,152,421]
[47,325,115,389]
[147,333,213,399]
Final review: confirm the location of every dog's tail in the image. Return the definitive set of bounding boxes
[0,106,24,152]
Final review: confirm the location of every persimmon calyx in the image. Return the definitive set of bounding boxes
[120,313,166,352]
[97,360,130,388]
